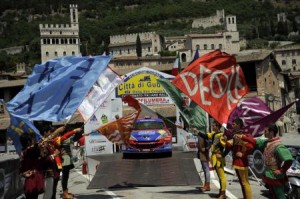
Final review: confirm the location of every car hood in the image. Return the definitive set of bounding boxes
[131,129,166,141]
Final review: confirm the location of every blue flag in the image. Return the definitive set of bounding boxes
[7,114,42,155]
[6,55,112,121]
[189,48,200,65]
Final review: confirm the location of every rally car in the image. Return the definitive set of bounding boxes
[122,117,172,158]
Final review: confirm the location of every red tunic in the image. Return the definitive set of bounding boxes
[226,131,254,170]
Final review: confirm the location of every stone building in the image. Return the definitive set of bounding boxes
[192,9,225,29]
[273,45,300,71]
[237,50,293,112]
[39,4,81,63]
[185,15,240,55]
[109,32,162,58]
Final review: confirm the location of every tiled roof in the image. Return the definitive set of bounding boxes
[236,50,272,63]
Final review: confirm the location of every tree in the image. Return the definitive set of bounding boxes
[136,34,142,57]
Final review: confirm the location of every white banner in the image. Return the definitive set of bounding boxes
[85,135,113,156]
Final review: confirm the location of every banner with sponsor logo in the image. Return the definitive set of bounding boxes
[172,50,249,127]
[116,67,174,105]
[85,134,113,156]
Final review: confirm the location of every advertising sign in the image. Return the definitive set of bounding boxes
[85,135,113,156]
[116,67,174,105]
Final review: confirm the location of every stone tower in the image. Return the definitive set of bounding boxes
[39,4,80,63]
[225,15,237,32]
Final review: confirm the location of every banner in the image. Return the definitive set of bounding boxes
[172,50,249,126]
[226,97,272,137]
[243,101,296,136]
[6,55,111,122]
[6,115,41,155]
[78,67,122,121]
[97,95,141,145]
[158,79,207,132]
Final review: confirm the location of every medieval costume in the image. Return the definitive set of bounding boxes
[241,135,293,199]
[197,121,227,199]
[223,119,254,199]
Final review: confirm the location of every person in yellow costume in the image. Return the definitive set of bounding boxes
[196,121,227,199]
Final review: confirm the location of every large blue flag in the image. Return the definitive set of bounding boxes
[7,114,42,155]
[6,55,112,121]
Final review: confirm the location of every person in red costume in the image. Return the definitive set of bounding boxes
[50,126,82,199]
[222,118,254,199]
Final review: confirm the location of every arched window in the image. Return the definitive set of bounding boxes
[72,51,75,55]
[211,44,215,50]
[46,52,49,56]
[55,51,58,56]
[219,44,222,49]
[204,44,207,50]
[63,51,66,56]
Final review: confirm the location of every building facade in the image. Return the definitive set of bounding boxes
[273,45,300,71]
[39,4,81,63]
[185,15,240,55]
[109,32,162,58]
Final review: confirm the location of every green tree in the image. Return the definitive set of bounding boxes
[136,34,142,57]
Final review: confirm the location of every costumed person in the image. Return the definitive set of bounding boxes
[222,118,254,199]
[235,124,293,199]
[197,121,227,199]
[196,129,211,192]
[52,126,82,199]
[19,133,45,199]
[42,125,65,199]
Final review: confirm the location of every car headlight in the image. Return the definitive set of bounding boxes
[156,132,167,140]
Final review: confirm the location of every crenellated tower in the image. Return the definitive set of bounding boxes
[39,4,80,63]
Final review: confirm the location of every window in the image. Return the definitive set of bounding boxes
[0,104,4,114]
[148,47,151,52]
[55,51,58,56]
[204,44,207,50]
[232,17,235,24]
[72,51,75,55]
[61,39,65,44]
[128,49,130,54]
[219,44,222,49]
[282,60,286,65]
[228,18,231,24]
[63,51,66,56]
[292,59,296,65]
[154,47,157,52]
[46,52,49,56]
[119,50,122,55]
[211,44,215,50]
[196,44,200,49]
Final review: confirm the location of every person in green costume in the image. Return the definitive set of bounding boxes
[234,123,293,199]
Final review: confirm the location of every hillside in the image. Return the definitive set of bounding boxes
[0,0,299,71]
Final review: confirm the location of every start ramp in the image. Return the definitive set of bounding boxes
[87,151,201,189]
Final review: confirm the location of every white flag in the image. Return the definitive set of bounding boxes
[78,67,123,121]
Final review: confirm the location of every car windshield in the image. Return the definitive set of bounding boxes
[133,121,164,130]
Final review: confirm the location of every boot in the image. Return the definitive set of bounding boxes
[63,190,74,199]
[217,190,227,199]
[201,182,210,192]
[66,189,74,197]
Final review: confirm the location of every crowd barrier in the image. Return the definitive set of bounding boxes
[0,156,23,199]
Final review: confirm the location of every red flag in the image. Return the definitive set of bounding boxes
[172,50,249,126]
[97,95,141,145]
[122,94,141,111]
